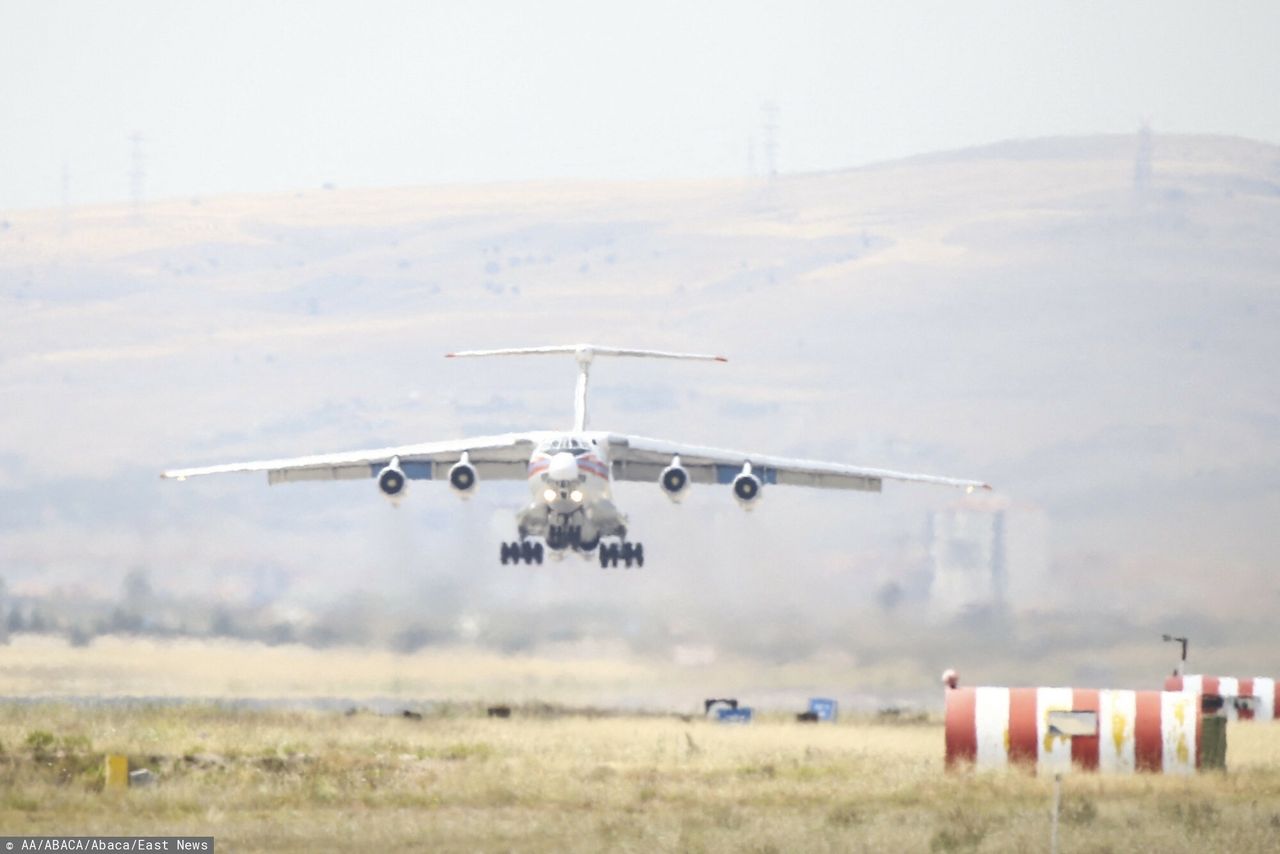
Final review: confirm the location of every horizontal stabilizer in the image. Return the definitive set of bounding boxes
[447,344,726,362]
[446,344,726,430]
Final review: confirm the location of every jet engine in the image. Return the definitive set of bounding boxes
[377,458,408,501]
[731,463,762,509]
[659,456,690,502]
[448,453,478,498]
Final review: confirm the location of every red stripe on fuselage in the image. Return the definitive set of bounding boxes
[526,456,608,480]
[579,461,608,478]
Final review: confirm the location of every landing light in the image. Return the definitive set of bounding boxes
[570,490,583,502]
[543,488,557,502]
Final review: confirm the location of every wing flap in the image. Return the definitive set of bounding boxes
[776,470,881,492]
[474,461,530,479]
[606,433,986,492]
[164,433,542,484]
[268,465,372,484]
[611,460,720,485]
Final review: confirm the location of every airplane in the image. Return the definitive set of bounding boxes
[161,344,990,568]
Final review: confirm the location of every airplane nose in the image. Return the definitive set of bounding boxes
[547,452,579,481]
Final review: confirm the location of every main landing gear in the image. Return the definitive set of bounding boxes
[599,541,643,569]
[500,540,544,565]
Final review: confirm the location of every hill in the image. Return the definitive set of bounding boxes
[2,132,1278,702]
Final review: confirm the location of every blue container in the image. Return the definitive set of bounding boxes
[808,698,838,722]
[716,707,753,724]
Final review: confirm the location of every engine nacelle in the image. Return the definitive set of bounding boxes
[659,456,690,503]
[731,463,762,509]
[377,458,408,501]
[448,454,478,498]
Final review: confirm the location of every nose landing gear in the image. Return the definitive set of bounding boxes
[598,541,643,569]
[546,525,601,552]
[547,526,580,550]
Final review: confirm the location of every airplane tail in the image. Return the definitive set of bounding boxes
[446,343,727,431]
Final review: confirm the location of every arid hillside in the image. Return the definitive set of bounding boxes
[3,133,1278,701]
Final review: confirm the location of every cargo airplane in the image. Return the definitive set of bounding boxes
[162,345,990,568]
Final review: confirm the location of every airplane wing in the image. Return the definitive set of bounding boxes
[605,433,990,493]
[161,432,542,484]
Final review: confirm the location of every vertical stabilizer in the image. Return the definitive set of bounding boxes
[446,344,727,431]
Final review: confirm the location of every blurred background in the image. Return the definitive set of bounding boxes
[1,1,1278,710]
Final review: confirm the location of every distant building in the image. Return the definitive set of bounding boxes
[927,498,1047,618]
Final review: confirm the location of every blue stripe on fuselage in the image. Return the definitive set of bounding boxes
[714,464,776,484]
[370,461,433,480]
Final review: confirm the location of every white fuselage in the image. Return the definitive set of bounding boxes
[518,432,625,550]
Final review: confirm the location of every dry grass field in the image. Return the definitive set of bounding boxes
[2,702,1279,853]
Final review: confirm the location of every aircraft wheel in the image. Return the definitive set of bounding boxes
[621,542,633,569]
[599,547,609,569]
[499,542,511,564]
[521,540,537,564]
[532,542,544,565]
[633,543,644,568]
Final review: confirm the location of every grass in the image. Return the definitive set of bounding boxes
[2,635,1278,850]
[1,704,1279,852]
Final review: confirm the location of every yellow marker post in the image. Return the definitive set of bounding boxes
[104,754,129,791]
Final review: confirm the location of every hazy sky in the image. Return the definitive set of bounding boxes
[2,1,1277,210]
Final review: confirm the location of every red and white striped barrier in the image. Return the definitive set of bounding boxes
[1164,675,1277,721]
[945,686,1203,774]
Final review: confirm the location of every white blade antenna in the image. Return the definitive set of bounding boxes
[446,343,727,431]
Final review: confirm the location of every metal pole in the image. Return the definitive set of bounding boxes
[1050,773,1061,854]
[1162,634,1189,676]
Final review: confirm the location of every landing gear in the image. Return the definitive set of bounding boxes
[500,540,544,565]
[524,540,542,564]
[599,541,644,569]
[547,525,599,552]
